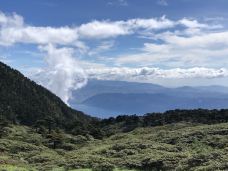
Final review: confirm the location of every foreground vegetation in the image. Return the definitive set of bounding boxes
[0,122,227,171]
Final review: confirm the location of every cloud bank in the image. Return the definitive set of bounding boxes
[0,11,219,46]
[86,67,228,81]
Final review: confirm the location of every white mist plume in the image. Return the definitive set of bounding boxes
[34,44,87,104]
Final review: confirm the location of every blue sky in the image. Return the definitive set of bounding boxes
[1,0,228,103]
[1,0,228,25]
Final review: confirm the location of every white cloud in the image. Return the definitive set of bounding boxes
[179,18,208,28]
[162,31,228,48]
[116,29,228,68]
[77,16,177,40]
[33,44,87,104]
[86,67,228,81]
[126,16,175,30]
[78,20,130,39]
[0,11,23,27]
[0,12,80,46]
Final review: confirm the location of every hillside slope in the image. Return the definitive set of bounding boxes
[0,62,96,134]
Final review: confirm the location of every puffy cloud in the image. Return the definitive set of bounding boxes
[77,16,175,39]
[0,11,176,44]
[0,26,79,46]
[33,44,87,104]
[126,16,175,30]
[0,12,79,46]
[78,20,130,39]
[116,29,228,68]
[0,11,23,27]
[178,18,208,28]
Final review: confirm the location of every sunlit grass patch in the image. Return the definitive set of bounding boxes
[0,165,36,171]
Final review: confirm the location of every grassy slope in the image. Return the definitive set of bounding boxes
[0,122,227,171]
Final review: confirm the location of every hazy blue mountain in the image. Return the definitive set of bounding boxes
[69,79,228,117]
[70,79,168,103]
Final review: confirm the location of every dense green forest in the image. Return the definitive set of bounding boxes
[0,62,228,170]
[0,62,101,138]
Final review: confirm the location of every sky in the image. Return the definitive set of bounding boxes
[1,0,228,104]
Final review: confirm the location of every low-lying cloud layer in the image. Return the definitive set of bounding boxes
[86,67,228,81]
[0,11,228,104]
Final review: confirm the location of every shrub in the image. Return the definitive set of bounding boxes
[92,162,114,171]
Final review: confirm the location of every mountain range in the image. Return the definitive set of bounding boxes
[70,79,228,117]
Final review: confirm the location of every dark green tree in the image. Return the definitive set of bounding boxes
[47,130,64,149]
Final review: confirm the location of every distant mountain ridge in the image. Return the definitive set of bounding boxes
[70,79,228,117]
[70,79,168,103]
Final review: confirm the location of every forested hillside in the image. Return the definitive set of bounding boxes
[0,62,99,137]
